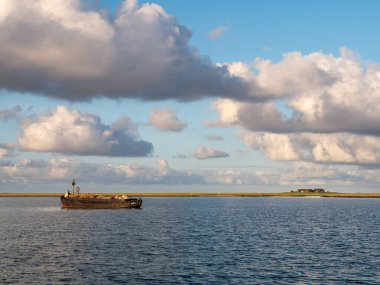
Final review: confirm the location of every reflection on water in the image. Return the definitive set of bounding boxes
[1,197,379,284]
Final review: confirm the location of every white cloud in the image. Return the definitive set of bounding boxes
[308,134,380,164]
[238,132,302,161]
[0,0,14,22]
[216,49,380,135]
[18,106,153,157]
[205,99,243,126]
[207,49,380,168]
[149,108,187,132]
[0,0,249,101]
[239,132,380,164]
[0,158,204,185]
[194,146,229,160]
[1,156,380,188]
[208,26,226,40]
[253,161,355,187]
[211,169,255,185]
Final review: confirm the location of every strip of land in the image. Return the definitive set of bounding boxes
[1,192,380,198]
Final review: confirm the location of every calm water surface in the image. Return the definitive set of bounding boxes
[0,197,379,284]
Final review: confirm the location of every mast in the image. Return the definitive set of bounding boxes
[71,178,76,195]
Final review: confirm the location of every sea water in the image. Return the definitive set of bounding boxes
[1,197,379,284]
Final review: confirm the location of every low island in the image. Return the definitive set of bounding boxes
[1,191,380,198]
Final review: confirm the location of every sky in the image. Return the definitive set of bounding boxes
[1,0,380,193]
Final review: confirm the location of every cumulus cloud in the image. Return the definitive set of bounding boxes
[0,156,254,185]
[149,108,187,132]
[208,26,226,40]
[194,146,229,160]
[211,169,257,185]
[216,48,380,135]
[0,105,22,121]
[239,132,380,165]
[2,156,380,188]
[0,158,204,185]
[238,132,302,161]
[206,49,380,168]
[251,161,352,187]
[0,0,250,101]
[18,106,153,157]
[205,99,243,127]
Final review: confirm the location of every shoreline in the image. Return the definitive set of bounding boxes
[1,192,380,198]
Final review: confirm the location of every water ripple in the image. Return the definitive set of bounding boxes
[0,197,379,284]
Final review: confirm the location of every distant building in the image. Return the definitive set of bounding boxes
[313,188,326,193]
[297,189,312,193]
[297,188,326,193]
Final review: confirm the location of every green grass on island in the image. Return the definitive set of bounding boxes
[1,192,380,198]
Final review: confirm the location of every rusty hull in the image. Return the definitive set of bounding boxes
[60,196,142,209]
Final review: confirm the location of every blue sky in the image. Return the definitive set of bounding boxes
[136,0,380,63]
[1,0,380,192]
